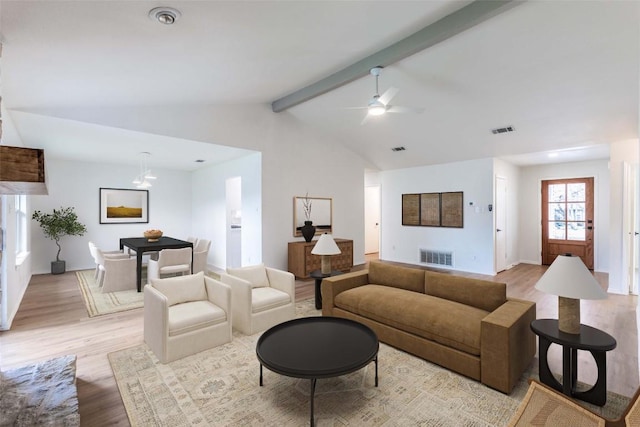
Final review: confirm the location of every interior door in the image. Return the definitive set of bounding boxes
[541,177,594,269]
[495,177,507,273]
[622,162,638,294]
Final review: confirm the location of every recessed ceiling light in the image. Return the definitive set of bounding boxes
[148,7,181,25]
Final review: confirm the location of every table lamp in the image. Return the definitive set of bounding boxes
[535,254,607,334]
[311,233,341,274]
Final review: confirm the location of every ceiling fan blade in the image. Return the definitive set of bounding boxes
[387,105,425,114]
[360,113,371,125]
[342,106,369,110]
[378,86,399,106]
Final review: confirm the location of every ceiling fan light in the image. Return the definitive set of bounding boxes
[368,105,386,116]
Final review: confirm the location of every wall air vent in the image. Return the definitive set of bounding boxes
[491,126,515,135]
[391,146,406,152]
[419,249,453,267]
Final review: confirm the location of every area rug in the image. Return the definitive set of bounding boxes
[108,300,630,426]
[77,268,223,317]
[76,269,144,317]
[0,355,80,426]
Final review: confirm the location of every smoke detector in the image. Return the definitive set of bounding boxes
[148,7,181,25]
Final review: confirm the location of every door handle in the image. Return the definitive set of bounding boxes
[636,232,639,236]
[496,229,502,232]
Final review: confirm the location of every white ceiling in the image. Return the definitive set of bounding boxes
[1,1,637,171]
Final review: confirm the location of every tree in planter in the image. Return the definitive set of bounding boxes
[32,207,87,274]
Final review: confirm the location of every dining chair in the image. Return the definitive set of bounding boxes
[192,238,211,274]
[88,241,130,285]
[147,247,192,281]
[101,256,137,293]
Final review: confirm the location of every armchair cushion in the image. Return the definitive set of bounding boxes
[151,271,207,306]
[168,300,227,337]
[252,287,291,314]
[226,264,269,288]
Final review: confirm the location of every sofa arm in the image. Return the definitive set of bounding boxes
[321,270,369,316]
[481,298,536,393]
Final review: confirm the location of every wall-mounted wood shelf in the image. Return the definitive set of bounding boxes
[0,146,48,194]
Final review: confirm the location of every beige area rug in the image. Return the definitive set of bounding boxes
[109,300,630,426]
[76,269,223,317]
[76,269,145,317]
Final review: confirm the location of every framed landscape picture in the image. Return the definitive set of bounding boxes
[99,188,149,224]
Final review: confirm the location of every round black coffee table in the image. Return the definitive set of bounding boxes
[256,316,379,426]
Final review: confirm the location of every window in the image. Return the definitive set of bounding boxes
[15,195,27,255]
[547,182,586,241]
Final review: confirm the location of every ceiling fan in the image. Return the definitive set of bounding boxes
[353,67,425,125]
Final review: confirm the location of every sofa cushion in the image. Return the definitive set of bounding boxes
[335,284,489,356]
[151,272,207,306]
[424,271,506,312]
[226,264,269,288]
[168,300,227,336]
[368,261,425,294]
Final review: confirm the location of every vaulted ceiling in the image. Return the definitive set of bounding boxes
[1,1,637,171]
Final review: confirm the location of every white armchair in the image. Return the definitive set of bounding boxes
[144,272,232,363]
[220,264,295,335]
[147,247,192,281]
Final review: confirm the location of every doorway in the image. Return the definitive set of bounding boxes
[364,186,380,256]
[495,176,507,273]
[226,176,241,268]
[541,177,594,269]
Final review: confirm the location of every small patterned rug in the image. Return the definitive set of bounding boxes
[75,269,144,317]
[108,300,630,426]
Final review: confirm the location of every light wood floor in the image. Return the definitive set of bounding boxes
[0,260,637,426]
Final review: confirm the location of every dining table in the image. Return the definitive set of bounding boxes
[119,236,193,292]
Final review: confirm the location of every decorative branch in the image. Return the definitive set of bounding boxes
[302,193,312,221]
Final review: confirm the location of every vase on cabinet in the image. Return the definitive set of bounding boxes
[300,221,316,242]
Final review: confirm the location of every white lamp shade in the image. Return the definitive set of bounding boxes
[311,233,341,255]
[535,254,607,300]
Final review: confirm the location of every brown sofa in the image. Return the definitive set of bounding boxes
[321,260,536,394]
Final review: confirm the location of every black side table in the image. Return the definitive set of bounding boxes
[530,319,616,406]
[309,270,342,309]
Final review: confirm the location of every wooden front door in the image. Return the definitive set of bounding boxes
[541,177,594,269]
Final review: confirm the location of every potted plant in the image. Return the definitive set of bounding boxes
[32,206,87,274]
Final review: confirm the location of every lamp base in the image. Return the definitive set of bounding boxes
[558,296,581,334]
[320,256,331,275]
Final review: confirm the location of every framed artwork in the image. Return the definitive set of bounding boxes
[293,196,332,237]
[99,188,149,224]
[441,191,464,228]
[402,194,420,225]
[420,193,440,226]
[402,191,463,228]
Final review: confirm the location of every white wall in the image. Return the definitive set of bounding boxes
[380,158,495,275]
[1,110,32,329]
[494,158,521,269]
[517,160,610,273]
[609,139,639,294]
[30,158,192,274]
[32,105,369,271]
[191,153,261,271]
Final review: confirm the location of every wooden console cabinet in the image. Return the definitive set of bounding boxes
[288,238,353,279]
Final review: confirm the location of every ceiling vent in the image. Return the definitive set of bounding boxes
[491,126,515,135]
[391,146,406,152]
